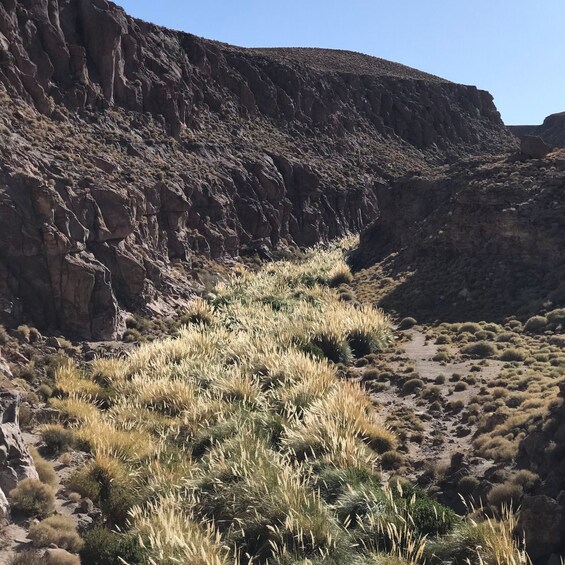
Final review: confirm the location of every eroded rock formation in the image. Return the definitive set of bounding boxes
[0,0,516,338]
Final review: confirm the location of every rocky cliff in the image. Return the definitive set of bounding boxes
[351,149,565,321]
[0,0,516,338]
[510,112,565,147]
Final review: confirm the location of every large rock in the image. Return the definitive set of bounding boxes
[0,391,38,493]
[0,0,517,338]
[517,496,565,560]
[520,135,552,159]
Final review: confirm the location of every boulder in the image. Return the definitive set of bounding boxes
[520,135,552,159]
[517,495,565,560]
[0,391,38,493]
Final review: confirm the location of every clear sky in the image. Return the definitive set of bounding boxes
[113,0,563,125]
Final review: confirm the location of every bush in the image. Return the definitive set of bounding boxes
[29,447,58,488]
[9,551,43,565]
[39,384,53,400]
[498,348,526,362]
[80,527,145,565]
[458,322,482,334]
[15,325,31,342]
[29,515,83,552]
[328,267,353,287]
[42,425,75,454]
[457,475,480,495]
[510,469,539,491]
[487,482,523,511]
[547,308,565,328]
[402,378,424,394]
[381,450,404,470]
[347,329,382,357]
[461,341,497,358]
[310,333,353,364]
[398,317,417,330]
[524,316,548,334]
[9,478,55,517]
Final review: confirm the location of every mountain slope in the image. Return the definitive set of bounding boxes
[0,0,516,338]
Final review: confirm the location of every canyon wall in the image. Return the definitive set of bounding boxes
[0,0,516,338]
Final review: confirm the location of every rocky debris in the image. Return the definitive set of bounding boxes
[520,135,552,159]
[351,150,565,321]
[0,391,38,495]
[0,0,516,339]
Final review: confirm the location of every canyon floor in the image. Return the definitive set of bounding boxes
[0,243,563,564]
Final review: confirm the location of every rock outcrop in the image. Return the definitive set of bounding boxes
[0,391,38,492]
[0,0,516,338]
[510,112,565,148]
[0,390,38,521]
[351,150,565,321]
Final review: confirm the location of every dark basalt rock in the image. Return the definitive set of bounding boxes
[0,0,517,338]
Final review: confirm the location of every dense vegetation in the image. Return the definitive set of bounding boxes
[39,241,527,564]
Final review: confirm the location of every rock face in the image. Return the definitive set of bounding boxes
[0,391,38,495]
[351,150,565,321]
[0,0,516,338]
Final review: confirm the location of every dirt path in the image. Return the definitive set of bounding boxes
[360,327,504,475]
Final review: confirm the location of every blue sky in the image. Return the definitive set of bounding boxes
[114,0,563,125]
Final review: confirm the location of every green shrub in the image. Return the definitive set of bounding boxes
[38,384,53,400]
[402,378,424,394]
[347,329,382,357]
[41,425,75,454]
[458,323,482,334]
[29,515,83,552]
[457,475,480,495]
[398,317,417,330]
[80,527,145,565]
[310,333,353,364]
[487,483,523,511]
[9,478,55,517]
[499,348,526,362]
[381,450,404,470]
[510,469,539,491]
[15,325,31,341]
[328,269,353,287]
[547,308,565,328]
[524,316,548,334]
[461,341,497,358]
